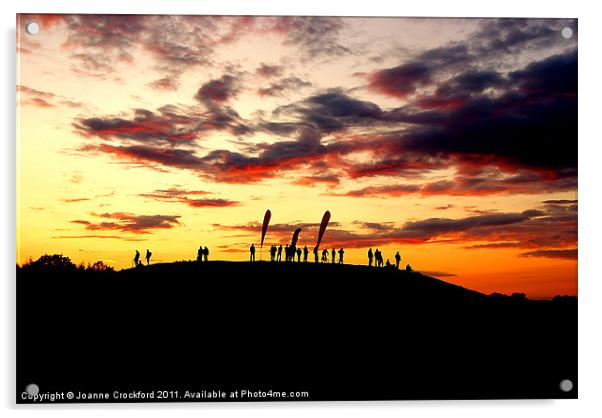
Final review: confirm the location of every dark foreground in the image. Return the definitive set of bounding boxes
[17,261,577,402]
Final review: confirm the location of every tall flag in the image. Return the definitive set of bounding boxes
[260,209,271,259]
[316,210,331,249]
[290,228,302,248]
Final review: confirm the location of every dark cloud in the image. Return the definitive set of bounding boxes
[368,62,432,98]
[195,74,239,106]
[520,248,577,260]
[75,108,201,143]
[72,212,180,234]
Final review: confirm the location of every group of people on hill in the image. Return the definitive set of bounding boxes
[132,245,411,271]
[264,244,306,262]
[255,244,346,264]
[133,249,152,267]
[367,248,410,270]
[197,245,210,263]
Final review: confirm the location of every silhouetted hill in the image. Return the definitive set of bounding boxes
[17,260,577,402]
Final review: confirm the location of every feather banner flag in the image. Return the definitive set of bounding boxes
[290,228,302,248]
[316,210,331,249]
[260,209,271,250]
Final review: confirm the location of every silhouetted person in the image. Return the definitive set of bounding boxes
[203,246,209,262]
[313,246,319,263]
[250,243,256,262]
[145,249,152,266]
[395,251,401,269]
[338,248,344,264]
[277,245,283,262]
[303,246,309,262]
[296,248,302,262]
[331,248,336,264]
[386,259,392,268]
[375,249,383,267]
[321,249,328,263]
[285,245,290,262]
[270,245,276,262]
[368,248,373,266]
[133,250,140,268]
[197,245,203,263]
[406,264,412,272]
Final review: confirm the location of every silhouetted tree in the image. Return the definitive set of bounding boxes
[88,260,114,272]
[21,254,77,273]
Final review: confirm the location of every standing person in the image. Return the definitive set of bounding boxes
[321,248,328,263]
[133,250,140,267]
[145,249,152,266]
[338,248,344,264]
[249,243,256,262]
[277,244,283,262]
[368,248,373,266]
[270,245,276,262]
[285,245,290,262]
[296,248,302,262]
[303,245,309,262]
[203,246,209,262]
[395,251,401,269]
[313,246,319,263]
[331,248,336,264]
[197,245,203,263]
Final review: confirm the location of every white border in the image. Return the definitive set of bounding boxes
[3,1,601,417]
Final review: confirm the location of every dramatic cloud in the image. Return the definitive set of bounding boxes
[69,18,576,196]
[72,212,180,234]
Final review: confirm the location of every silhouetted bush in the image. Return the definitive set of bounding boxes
[20,254,77,273]
[18,254,114,275]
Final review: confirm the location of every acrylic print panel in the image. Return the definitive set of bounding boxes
[16,14,577,403]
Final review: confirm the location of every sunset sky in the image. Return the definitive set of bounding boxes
[16,15,577,298]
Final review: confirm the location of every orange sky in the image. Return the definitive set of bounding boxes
[16,15,577,298]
